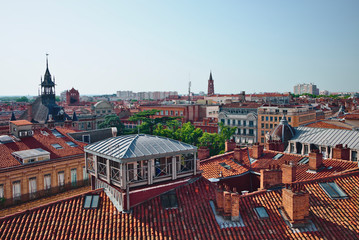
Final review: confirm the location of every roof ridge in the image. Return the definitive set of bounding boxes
[0,188,103,221]
[293,168,359,185]
[122,134,140,159]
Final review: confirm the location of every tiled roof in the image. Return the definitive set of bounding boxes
[305,121,351,130]
[1,171,358,239]
[200,149,358,182]
[9,120,32,126]
[0,127,85,169]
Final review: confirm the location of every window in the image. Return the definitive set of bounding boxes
[261,116,264,121]
[84,195,100,209]
[66,141,78,147]
[58,171,65,187]
[0,184,4,199]
[274,117,277,121]
[161,191,178,209]
[298,157,309,165]
[319,182,348,199]
[243,121,246,126]
[83,167,89,181]
[261,138,264,143]
[265,124,268,129]
[12,181,21,199]
[290,143,295,153]
[238,120,241,126]
[288,117,291,122]
[180,111,183,116]
[160,110,164,115]
[304,145,309,155]
[243,129,246,135]
[261,123,264,128]
[261,131,264,136]
[44,174,51,190]
[249,121,253,127]
[254,207,269,218]
[270,124,273,128]
[51,129,64,138]
[266,116,268,121]
[227,119,230,125]
[249,129,254,135]
[273,153,283,160]
[71,169,77,186]
[219,162,231,170]
[83,135,90,143]
[165,110,168,115]
[170,111,174,115]
[29,177,37,198]
[51,143,63,149]
[270,117,273,121]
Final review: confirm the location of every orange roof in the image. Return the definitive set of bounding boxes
[200,149,358,182]
[9,120,32,126]
[1,171,359,239]
[0,127,85,169]
[305,121,351,130]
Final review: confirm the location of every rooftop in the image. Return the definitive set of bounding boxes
[9,120,32,126]
[1,170,358,239]
[85,134,197,162]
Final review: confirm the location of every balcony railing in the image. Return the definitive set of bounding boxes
[0,179,90,210]
[154,163,172,178]
[128,166,148,183]
[177,159,194,173]
[98,162,107,177]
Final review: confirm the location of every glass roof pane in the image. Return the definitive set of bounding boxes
[66,141,78,147]
[319,183,340,199]
[84,195,92,208]
[328,182,348,198]
[51,129,64,138]
[254,207,269,218]
[91,195,100,208]
[51,143,63,149]
[273,153,283,160]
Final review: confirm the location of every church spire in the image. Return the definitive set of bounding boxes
[207,71,214,96]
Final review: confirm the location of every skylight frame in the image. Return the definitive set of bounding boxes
[298,157,309,165]
[83,195,101,209]
[254,206,269,219]
[66,141,78,147]
[51,129,64,138]
[51,143,63,149]
[272,153,284,160]
[219,162,231,170]
[319,182,348,200]
[161,190,179,209]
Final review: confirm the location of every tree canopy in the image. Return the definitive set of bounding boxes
[98,114,124,135]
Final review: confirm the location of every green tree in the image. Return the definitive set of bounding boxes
[174,122,203,145]
[16,96,29,102]
[98,114,125,135]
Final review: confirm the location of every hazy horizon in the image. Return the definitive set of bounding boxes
[1,1,358,96]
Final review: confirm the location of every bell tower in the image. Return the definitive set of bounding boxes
[40,54,56,106]
[207,71,214,96]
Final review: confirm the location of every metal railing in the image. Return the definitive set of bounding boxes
[128,166,148,183]
[154,163,172,178]
[177,159,194,173]
[111,166,122,185]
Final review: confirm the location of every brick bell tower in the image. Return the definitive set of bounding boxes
[207,71,214,96]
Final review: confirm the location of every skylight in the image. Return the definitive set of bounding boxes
[84,195,100,209]
[51,143,63,149]
[161,191,178,209]
[66,141,78,147]
[254,207,269,218]
[219,162,231,170]
[319,182,348,199]
[298,157,309,165]
[273,153,283,160]
[51,129,64,138]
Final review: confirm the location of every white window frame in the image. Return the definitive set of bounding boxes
[58,171,65,187]
[44,174,51,190]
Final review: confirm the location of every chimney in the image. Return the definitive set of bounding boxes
[308,149,322,171]
[259,165,282,190]
[27,104,32,122]
[282,185,310,226]
[252,142,264,159]
[223,191,232,220]
[47,115,55,130]
[215,187,224,214]
[225,139,236,152]
[332,144,350,160]
[231,192,240,222]
[198,146,210,160]
[282,161,296,184]
[233,146,245,162]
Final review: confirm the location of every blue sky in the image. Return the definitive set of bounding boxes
[0,1,358,96]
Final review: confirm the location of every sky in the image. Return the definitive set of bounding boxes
[0,0,358,96]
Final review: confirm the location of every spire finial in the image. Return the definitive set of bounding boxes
[46,53,49,69]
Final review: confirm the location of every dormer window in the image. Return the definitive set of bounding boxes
[161,191,178,209]
[319,182,348,199]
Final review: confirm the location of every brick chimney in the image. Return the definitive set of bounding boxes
[252,142,264,159]
[225,139,236,152]
[259,165,282,190]
[198,146,210,160]
[308,149,322,171]
[332,144,350,160]
[282,185,309,226]
[215,187,224,214]
[234,146,246,163]
[231,192,240,222]
[223,191,232,220]
[282,161,296,184]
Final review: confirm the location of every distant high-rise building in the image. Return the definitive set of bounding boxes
[293,83,319,95]
[207,72,214,96]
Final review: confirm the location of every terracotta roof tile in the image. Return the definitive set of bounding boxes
[0,127,85,169]
[305,121,351,130]
[1,171,359,239]
[9,120,32,126]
